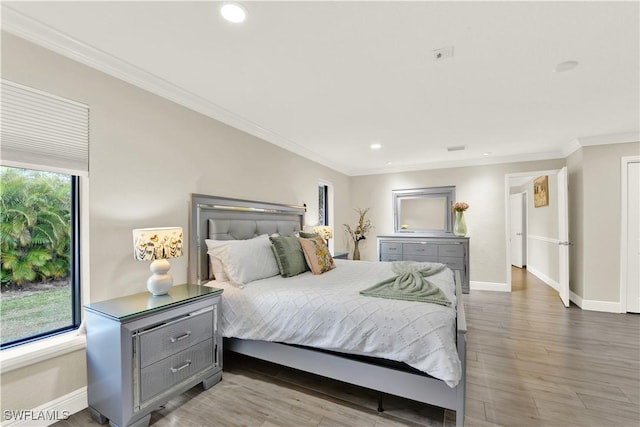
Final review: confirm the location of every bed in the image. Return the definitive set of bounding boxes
[188,194,467,426]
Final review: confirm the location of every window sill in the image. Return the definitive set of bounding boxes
[0,331,86,374]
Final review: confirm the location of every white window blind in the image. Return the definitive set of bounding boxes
[1,79,89,172]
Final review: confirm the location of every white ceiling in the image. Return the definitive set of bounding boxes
[2,1,639,176]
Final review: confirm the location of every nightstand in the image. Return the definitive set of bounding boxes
[84,284,223,427]
[333,252,349,260]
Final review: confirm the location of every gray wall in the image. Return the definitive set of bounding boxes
[571,142,640,302]
[349,159,566,285]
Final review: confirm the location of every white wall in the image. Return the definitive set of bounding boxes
[1,32,351,415]
[526,173,560,286]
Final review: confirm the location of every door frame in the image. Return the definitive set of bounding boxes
[619,155,640,313]
[504,169,562,292]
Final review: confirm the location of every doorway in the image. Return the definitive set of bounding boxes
[505,168,570,307]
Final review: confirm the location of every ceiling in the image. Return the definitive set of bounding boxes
[2,1,639,176]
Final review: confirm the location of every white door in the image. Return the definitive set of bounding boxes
[626,161,640,313]
[510,193,525,268]
[557,167,570,307]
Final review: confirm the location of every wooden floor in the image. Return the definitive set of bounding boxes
[56,268,640,426]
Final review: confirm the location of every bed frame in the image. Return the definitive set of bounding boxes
[188,194,467,426]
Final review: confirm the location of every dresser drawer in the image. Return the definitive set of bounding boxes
[139,309,213,368]
[140,338,214,403]
[438,244,464,258]
[380,254,403,262]
[403,243,438,257]
[380,242,403,254]
[439,256,464,270]
[401,254,438,263]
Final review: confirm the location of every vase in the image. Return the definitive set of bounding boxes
[453,211,467,236]
[352,240,361,260]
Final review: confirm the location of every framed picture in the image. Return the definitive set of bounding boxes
[533,175,549,207]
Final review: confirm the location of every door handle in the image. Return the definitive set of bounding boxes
[558,241,574,246]
[516,233,522,236]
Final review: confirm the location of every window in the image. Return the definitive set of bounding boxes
[0,79,88,349]
[319,183,329,226]
[0,166,81,348]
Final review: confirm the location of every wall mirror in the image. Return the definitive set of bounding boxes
[393,186,455,234]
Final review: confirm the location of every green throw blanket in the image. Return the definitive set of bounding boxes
[360,261,451,307]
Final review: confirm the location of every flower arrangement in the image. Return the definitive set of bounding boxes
[343,208,373,260]
[452,201,469,212]
[343,208,373,243]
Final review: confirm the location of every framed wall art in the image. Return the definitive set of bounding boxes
[533,175,549,207]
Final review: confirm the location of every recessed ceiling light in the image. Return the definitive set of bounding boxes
[554,60,579,73]
[386,161,393,165]
[483,152,492,156]
[370,143,382,150]
[221,3,247,23]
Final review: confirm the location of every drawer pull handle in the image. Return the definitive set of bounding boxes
[170,360,192,373]
[170,332,191,343]
[389,248,397,251]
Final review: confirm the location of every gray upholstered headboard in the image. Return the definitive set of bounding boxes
[189,194,305,284]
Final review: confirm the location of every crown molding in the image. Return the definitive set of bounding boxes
[349,149,567,176]
[577,132,640,147]
[1,6,348,175]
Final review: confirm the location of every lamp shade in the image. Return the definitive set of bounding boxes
[133,227,183,261]
[132,227,183,296]
[312,225,333,240]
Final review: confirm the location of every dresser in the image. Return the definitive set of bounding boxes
[378,235,470,293]
[85,284,223,427]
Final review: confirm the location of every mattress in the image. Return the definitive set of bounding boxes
[209,259,462,387]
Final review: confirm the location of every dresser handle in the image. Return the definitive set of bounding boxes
[170,332,191,343]
[170,360,192,373]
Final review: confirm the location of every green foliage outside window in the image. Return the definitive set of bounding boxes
[0,167,71,288]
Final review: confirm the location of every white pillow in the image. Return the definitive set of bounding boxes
[205,239,236,281]
[205,235,279,285]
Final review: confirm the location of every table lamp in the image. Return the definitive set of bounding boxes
[312,225,333,242]
[133,227,183,295]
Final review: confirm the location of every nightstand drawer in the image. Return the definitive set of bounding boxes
[380,242,402,254]
[439,256,464,270]
[438,244,464,258]
[403,243,438,257]
[380,254,403,262]
[139,308,213,368]
[140,338,214,403]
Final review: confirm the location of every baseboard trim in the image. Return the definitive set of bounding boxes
[569,292,622,313]
[527,265,560,292]
[1,387,87,427]
[470,281,510,292]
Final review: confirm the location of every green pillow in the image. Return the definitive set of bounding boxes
[269,234,309,277]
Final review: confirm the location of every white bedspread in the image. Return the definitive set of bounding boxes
[210,259,462,387]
